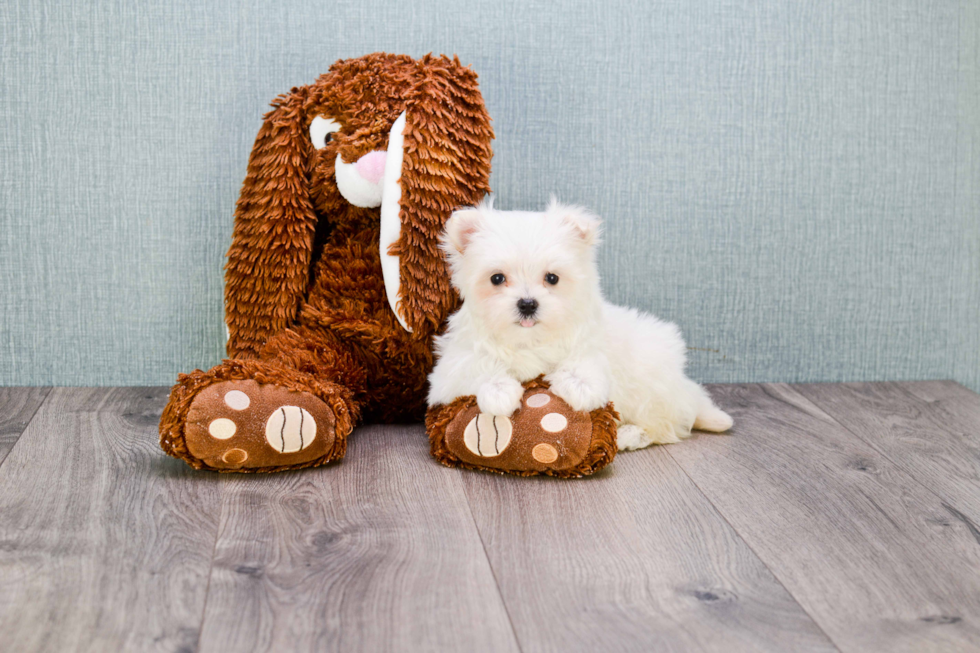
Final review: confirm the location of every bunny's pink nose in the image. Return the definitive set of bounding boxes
[355,150,387,185]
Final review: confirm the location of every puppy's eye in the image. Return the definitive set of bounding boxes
[310,116,341,150]
[544,273,559,285]
[490,273,506,286]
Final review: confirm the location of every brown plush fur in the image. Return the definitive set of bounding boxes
[160,53,493,471]
[426,378,620,478]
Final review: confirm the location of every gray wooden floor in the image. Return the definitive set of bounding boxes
[1,382,979,652]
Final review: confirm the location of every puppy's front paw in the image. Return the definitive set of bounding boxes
[477,377,525,417]
[545,369,609,412]
[616,424,654,451]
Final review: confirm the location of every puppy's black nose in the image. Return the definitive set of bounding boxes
[517,298,538,316]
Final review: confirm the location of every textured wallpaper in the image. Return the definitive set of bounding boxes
[1,0,978,390]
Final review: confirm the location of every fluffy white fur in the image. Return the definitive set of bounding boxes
[427,198,733,451]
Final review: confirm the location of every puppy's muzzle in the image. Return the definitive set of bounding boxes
[517,298,538,317]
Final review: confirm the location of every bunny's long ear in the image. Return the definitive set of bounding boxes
[224,87,318,358]
[386,56,494,336]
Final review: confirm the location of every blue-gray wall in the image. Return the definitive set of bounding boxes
[1,0,978,390]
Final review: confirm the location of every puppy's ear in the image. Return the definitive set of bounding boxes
[548,199,602,247]
[444,207,484,254]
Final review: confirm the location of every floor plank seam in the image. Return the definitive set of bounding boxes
[798,383,980,525]
[662,435,845,653]
[458,470,526,653]
[193,476,229,653]
[0,387,53,472]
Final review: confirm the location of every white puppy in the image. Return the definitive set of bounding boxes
[427,199,733,450]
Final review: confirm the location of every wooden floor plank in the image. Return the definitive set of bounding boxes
[461,443,837,652]
[197,423,519,653]
[796,381,980,526]
[898,380,980,424]
[5,382,978,651]
[667,384,980,652]
[0,387,51,466]
[0,387,223,653]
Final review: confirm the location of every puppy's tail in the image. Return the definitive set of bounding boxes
[693,389,733,433]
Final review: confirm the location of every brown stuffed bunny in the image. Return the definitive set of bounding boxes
[160,52,618,477]
[160,53,494,472]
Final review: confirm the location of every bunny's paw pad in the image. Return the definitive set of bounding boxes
[183,380,337,470]
[428,385,618,478]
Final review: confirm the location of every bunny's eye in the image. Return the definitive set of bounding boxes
[544,273,559,285]
[310,116,341,150]
[490,273,506,286]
